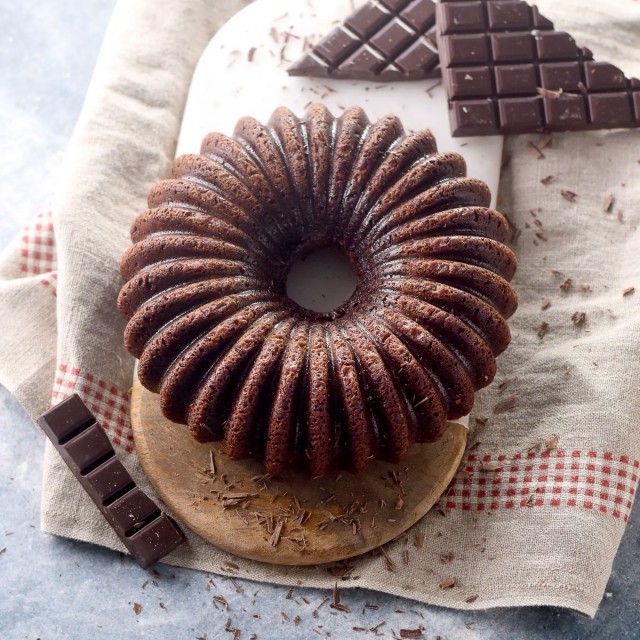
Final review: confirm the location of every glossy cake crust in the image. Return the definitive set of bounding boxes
[118,104,517,476]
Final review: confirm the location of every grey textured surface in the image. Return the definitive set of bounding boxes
[1,1,640,638]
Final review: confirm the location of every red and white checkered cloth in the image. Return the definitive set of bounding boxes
[1,0,639,619]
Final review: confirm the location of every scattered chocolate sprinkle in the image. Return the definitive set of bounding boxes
[400,628,425,639]
[159,602,166,611]
[603,193,615,213]
[527,141,544,160]
[214,595,229,609]
[541,299,551,310]
[537,322,549,339]
[414,533,425,550]
[439,577,456,589]
[281,611,290,622]
[465,595,479,603]
[286,587,295,600]
[402,549,410,567]
[133,602,142,615]
[439,551,455,564]
[561,190,578,202]
[623,287,635,297]
[571,311,587,327]
[540,175,554,185]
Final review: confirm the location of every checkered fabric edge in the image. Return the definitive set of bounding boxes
[441,448,639,522]
[51,364,133,453]
[20,209,58,296]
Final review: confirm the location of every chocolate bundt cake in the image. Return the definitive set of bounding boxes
[118,103,518,476]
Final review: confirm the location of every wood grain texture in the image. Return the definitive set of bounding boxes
[131,375,467,566]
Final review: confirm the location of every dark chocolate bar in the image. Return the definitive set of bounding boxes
[436,0,640,136]
[38,394,185,568]
[288,0,440,81]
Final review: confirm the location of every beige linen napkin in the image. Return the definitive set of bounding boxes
[1,0,639,617]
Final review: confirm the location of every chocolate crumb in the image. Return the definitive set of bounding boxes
[439,551,455,564]
[248,47,256,62]
[414,532,425,550]
[560,190,577,202]
[133,602,142,615]
[537,322,549,339]
[571,311,587,327]
[465,595,479,603]
[623,287,635,297]
[400,628,425,639]
[439,577,456,589]
[541,299,551,310]
[540,175,554,185]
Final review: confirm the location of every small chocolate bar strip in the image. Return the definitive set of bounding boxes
[436,0,640,137]
[38,394,185,568]
[288,0,440,82]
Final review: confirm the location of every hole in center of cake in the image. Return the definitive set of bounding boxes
[285,245,359,315]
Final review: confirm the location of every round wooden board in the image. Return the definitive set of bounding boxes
[131,376,467,566]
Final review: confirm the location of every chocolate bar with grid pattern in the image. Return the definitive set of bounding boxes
[288,0,441,81]
[437,0,640,136]
[38,394,185,568]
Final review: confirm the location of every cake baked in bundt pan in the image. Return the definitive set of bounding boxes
[118,103,518,477]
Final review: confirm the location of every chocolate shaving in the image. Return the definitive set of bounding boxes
[561,190,578,202]
[414,532,425,550]
[545,434,559,451]
[540,175,554,185]
[439,576,456,589]
[541,299,551,310]
[623,287,635,297]
[269,519,284,547]
[331,582,351,613]
[379,546,397,573]
[538,133,553,149]
[603,193,615,213]
[465,594,479,603]
[527,141,545,159]
[560,278,573,292]
[537,322,549,339]
[400,629,425,639]
[571,311,587,327]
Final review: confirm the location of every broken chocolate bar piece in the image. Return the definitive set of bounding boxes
[288,0,440,81]
[436,0,640,136]
[38,394,185,568]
